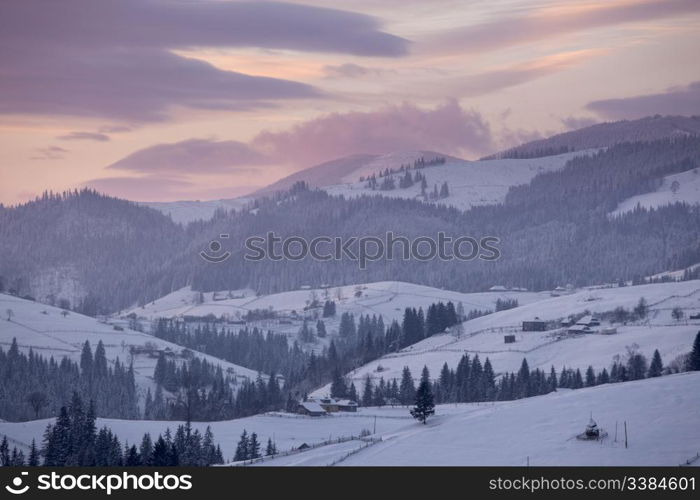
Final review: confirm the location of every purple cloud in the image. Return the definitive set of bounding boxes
[57,131,111,142]
[426,0,699,54]
[586,81,700,120]
[108,139,270,174]
[252,100,494,163]
[0,0,407,121]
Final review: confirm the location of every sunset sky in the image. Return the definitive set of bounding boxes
[1,0,699,205]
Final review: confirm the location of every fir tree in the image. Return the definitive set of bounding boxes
[689,331,700,371]
[266,438,277,457]
[410,366,435,424]
[648,349,663,377]
[234,430,249,461]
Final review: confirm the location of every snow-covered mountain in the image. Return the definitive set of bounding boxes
[486,115,700,160]
[254,151,454,196]
[324,150,595,211]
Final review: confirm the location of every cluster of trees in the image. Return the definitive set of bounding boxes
[0,338,138,422]
[0,393,224,467]
[351,332,700,420]
[322,300,336,317]
[495,298,519,312]
[361,156,447,184]
[233,430,277,461]
[149,355,284,421]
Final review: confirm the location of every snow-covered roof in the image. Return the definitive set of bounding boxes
[299,401,325,413]
[576,315,593,325]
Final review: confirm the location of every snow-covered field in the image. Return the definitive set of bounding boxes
[0,294,263,395]
[612,168,700,216]
[338,372,700,466]
[2,373,698,466]
[313,280,700,394]
[324,150,596,211]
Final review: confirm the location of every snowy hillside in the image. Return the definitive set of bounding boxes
[2,373,697,465]
[140,197,252,224]
[324,150,596,211]
[338,373,700,466]
[253,151,452,197]
[612,168,700,216]
[313,280,700,394]
[0,407,412,462]
[0,294,263,395]
[123,281,550,349]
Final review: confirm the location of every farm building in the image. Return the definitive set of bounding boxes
[504,335,516,344]
[522,317,547,331]
[310,397,358,413]
[296,401,327,417]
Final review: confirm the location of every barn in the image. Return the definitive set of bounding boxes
[522,317,546,332]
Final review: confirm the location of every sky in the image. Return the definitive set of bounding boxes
[1,0,699,205]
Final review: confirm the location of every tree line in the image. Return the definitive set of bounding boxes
[0,338,138,422]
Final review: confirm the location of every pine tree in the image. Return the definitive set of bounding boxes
[362,375,373,407]
[648,349,663,377]
[410,366,435,424]
[689,331,700,371]
[0,436,9,466]
[266,438,277,457]
[585,365,596,386]
[234,430,249,461]
[28,439,40,466]
[249,433,261,459]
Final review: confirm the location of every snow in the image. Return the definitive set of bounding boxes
[140,197,251,224]
[0,293,263,396]
[3,373,698,466]
[123,282,550,350]
[612,168,700,216]
[337,372,700,466]
[324,150,597,211]
[312,280,700,395]
[0,408,412,462]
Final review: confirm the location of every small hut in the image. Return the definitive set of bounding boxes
[576,416,607,441]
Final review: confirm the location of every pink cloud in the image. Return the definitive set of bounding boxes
[252,100,494,164]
